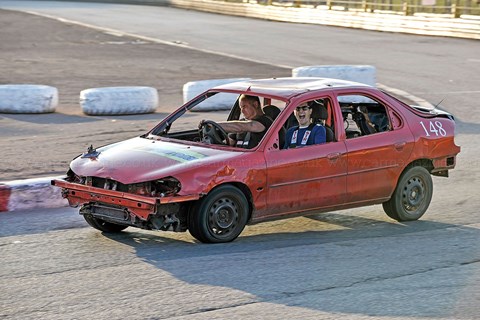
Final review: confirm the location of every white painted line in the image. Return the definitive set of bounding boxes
[413,90,480,95]
[23,10,295,70]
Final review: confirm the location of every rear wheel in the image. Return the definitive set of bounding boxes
[383,166,433,221]
[188,185,249,243]
[83,215,128,233]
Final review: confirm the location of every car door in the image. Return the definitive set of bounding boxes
[261,96,347,220]
[264,142,347,220]
[338,92,415,204]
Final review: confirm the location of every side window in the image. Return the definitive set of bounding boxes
[338,94,391,139]
[280,97,334,150]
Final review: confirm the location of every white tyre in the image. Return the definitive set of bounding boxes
[183,78,250,111]
[80,86,158,115]
[292,65,376,86]
[0,85,58,113]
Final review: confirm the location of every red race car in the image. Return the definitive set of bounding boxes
[53,77,460,243]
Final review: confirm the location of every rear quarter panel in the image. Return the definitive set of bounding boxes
[404,113,460,169]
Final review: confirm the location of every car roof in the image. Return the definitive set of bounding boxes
[212,77,372,99]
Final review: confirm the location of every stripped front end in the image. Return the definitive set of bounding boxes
[52,170,199,232]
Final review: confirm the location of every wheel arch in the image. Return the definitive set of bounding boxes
[405,158,434,173]
[383,162,434,221]
[386,158,434,200]
[187,181,253,243]
[205,181,255,222]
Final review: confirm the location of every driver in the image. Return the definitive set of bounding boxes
[201,94,273,149]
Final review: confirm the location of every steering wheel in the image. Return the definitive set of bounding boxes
[199,120,230,145]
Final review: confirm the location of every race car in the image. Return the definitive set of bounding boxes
[52,77,460,243]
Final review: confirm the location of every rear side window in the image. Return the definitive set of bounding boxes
[338,94,391,139]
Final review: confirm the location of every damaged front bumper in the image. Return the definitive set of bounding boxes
[52,178,200,231]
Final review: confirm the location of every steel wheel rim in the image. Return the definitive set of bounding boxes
[401,176,426,213]
[208,197,239,237]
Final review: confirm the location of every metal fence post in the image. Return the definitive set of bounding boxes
[451,0,461,17]
[403,1,411,15]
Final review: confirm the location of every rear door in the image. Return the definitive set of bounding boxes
[336,91,414,203]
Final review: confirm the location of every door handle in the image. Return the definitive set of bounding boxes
[394,142,406,151]
[327,152,342,160]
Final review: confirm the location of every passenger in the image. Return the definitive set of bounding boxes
[201,94,273,149]
[284,103,326,149]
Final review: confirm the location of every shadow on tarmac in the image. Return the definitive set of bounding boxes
[100,211,480,319]
[1,206,478,317]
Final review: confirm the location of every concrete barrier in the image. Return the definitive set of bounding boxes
[292,65,376,86]
[293,65,377,103]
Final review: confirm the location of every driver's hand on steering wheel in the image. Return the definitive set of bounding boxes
[198,119,212,130]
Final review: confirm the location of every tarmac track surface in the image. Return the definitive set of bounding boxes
[0,2,479,319]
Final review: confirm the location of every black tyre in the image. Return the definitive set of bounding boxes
[83,215,128,233]
[188,185,249,243]
[383,166,433,221]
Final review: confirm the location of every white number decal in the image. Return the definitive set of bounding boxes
[429,121,439,136]
[435,121,447,136]
[420,121,447,137]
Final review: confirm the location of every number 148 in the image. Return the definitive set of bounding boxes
[420,121,447,137]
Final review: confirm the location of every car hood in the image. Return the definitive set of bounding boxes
[70,137,244,184]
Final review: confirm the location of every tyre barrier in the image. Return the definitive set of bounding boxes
[183,78,250,111]
[80,86,159,115]
[0,176,67,212]
[0,84,58,113]
[292,65,376,86]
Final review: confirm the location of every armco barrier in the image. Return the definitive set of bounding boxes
[168,0,480,40]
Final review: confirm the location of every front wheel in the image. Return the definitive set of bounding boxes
[188,185,249,243]
[383,166,433,221]
[83,215,128,233]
